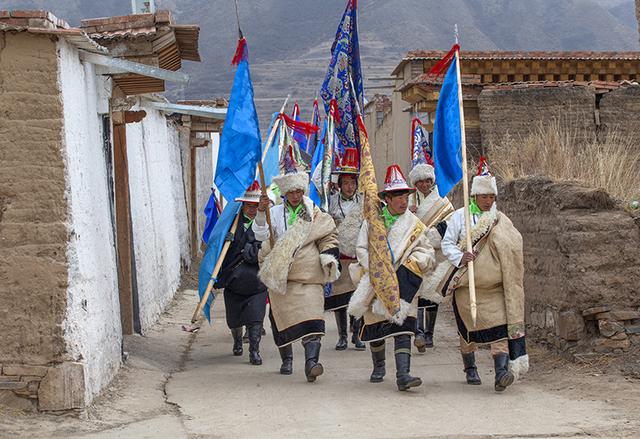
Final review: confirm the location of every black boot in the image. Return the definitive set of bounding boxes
[462,352,482,385]
[231,327,243,356]
[248,324,263,365]
[334,309,348,351]
[278,345,293,375]
[369,340,386,383]
[394,335,422,391]
[351,317,366,351]
[242,326,249,344]
[414,308,427,353]
[303,338,324,382]
[494,353,514,392]
[424,306,438,348]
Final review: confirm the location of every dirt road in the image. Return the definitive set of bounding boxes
[2,289,638,438]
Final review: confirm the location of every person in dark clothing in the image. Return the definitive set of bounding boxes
[215,181,268,365]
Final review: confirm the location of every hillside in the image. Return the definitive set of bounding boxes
[4,0,639,125]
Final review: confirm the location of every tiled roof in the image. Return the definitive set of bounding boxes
[80,11,173,39]
[0,10,107,54]
[392,50,640,76]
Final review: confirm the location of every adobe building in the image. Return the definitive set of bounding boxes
[0,10,225,411]
[365,50,640,179]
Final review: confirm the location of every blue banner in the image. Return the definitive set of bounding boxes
[433,57,463,197]
[320,0,363,152]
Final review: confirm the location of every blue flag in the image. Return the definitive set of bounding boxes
[320,0,363,151]
[214,39,261,202]
[198,201,241,322]
[261,112,281,187]
[433,56,463,197]
[309,119,328,205]
[201,189,220,244]
[292,103,308,154]
[199,38,261,322]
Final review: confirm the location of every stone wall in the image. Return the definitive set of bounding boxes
[598,84,640,142]
[0,32,69,411]
[478,86,597,148]
[499,177,640,354]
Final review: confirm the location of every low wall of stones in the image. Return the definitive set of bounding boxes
[499,177,640,356]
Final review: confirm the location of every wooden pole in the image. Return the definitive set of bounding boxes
[454,49,478,328]
[256,96,289,247]
[191,213,241,323]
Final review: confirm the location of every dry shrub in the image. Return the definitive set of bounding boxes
[490,120,640,204]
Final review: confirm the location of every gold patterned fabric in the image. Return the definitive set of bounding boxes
[356,118,401,317]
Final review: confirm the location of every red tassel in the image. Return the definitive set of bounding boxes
[280,113,319,136]
[476,155,487,176]
[329,99,341,125]
[428,44,460,79]
[291,103,300,119]
[351,0,358,8]
[356,115,368,138]
[231,38,247,66]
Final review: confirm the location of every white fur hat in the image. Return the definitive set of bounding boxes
[470,175,498,196]
[272,172,309,195]
[409,163,435,186]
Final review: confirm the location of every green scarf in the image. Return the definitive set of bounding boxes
[286,202,304,226]
[469,198,483,216]
[243,213,254,230]
[381,206,400,230]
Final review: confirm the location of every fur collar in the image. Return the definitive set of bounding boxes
[415,188,441,221]
[258,197,316,294]
[458,203,498,248]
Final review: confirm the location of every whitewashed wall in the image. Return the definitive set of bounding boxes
[58,40,122,405]
[126,106,188,332]
[195,134,213,251]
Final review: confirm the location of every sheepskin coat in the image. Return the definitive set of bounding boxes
[325,192,364,310]
[253,196,340,347]
[348,210,435,342]
[409,188,455,308]
[442,206,529,379]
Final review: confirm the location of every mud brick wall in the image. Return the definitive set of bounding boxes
[0,32,68,410]
[478,86,597,149]
[598,84,640,142]
[499,177,640,354]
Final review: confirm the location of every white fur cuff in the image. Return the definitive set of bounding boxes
[509,354,530,381]
[320,253,340,283]
[347,273,371,318]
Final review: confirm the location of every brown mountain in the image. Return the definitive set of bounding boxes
[4,0,639,126]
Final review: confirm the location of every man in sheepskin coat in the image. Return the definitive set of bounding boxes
[348,164,435,391]
[253,147,340,383]
[326,147,366,351]
[441,158,528,392]
[407,155,455,351]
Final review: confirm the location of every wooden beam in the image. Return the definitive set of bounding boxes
[190,137,210,148]
[190,121,223,132]
[190,146,198,258]
[79,50,189,84]
[125,110,147,124]
[112,119,135,335]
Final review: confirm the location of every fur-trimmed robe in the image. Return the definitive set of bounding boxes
[443,206,529,379]
[325,192,364,311]
[409,188,455,309]
[347,210,435,342]
[253,197,340,347]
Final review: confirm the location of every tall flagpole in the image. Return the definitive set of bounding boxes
[256,96,290,248]
[454,25,477,327]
